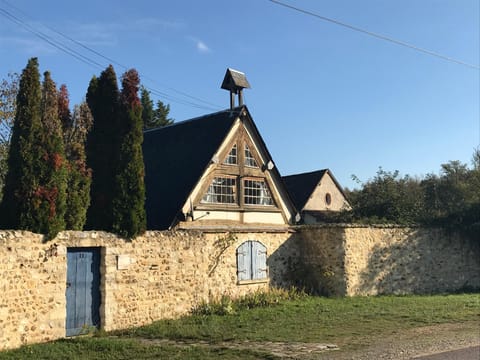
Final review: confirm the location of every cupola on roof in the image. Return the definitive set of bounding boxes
[221,68,251,109]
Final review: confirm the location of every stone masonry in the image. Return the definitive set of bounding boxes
[0,229,298,350]
[0,226,478,350]
[299,225,480,296]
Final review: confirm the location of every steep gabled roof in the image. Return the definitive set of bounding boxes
[282,170,328,211]
[143,107,241,229]
[283,169,349,212]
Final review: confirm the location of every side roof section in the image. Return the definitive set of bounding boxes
[282,170,328,211]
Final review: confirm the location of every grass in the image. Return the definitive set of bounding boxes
[1,293,478,359]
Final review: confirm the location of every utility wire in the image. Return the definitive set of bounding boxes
[0,0,222,111]
[0,8,105,71]
[267,0,480,70]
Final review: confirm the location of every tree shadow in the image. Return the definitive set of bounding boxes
[355,228,480,295]
[268,228,347,296]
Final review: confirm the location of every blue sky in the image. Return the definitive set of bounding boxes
[1,0,478,189]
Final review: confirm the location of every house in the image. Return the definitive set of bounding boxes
[282,169,350,224]
[143,69,297,230]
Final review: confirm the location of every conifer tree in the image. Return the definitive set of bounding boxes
[59,85,92,230]
[85,65,120,231]
[57,84,72,132]
[0,61,67,239]
[153,99,174,127]
[140,86,154,129]
[140,86,173,129]
[112,69,146,238]
[0,58,42,230]
[32,71,67,239]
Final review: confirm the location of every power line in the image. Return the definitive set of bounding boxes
[1,0,220,109]
[0,0,222,111]
[0,8,105,71]
[267,0,480,70]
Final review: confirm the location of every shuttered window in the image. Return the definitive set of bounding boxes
[236,241,267,282]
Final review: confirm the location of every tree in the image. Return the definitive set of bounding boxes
[0,72,19,198]
[153,99,174,128]
[30,71,67,239]
[140,86,154,129]
[85,65,120,231]
[59,85,92,230]
[57,84,72,133]
[140,86,174,129]
[111,69,146,238]
[0,58,43,230]
[0,60,67,239]
[348,168,424,224]
[0,72,19,143]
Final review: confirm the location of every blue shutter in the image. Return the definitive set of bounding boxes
[252,241,267,280]
[236,242,251,281]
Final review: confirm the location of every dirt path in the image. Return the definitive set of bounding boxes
[134,321,480,359]
[320,322,480,360]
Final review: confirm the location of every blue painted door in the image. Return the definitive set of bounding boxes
[66,248,101,336]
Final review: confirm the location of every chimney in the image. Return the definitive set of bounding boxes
[221,68,251,109]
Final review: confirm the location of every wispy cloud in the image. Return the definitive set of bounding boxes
[187,36,211,54]
[0,35,58,55]
[196,40,211,53]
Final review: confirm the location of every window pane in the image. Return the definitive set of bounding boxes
[223,144,237,165]
[243,179,274,206]
[202,177,236,204]
[244,144,258,168]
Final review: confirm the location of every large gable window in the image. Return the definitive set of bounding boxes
[202,177,236,204]
[223,144,237,165]
[236,241,267,282]
[244,144,259,168]
[244,179,274,206]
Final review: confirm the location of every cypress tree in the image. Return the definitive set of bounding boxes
[85,65,120,231]
[112,69,146,238]
[32,71,67,239]
[59,85,92,230]
[0,58,43,230]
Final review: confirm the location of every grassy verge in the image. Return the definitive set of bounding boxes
[0,293,478,359]
[119,293,479,344]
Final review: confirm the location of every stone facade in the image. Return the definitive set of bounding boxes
[0,226,478,350]
[299,225,480,296]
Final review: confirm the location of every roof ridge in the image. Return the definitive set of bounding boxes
[143,106,245,134]
[283,169,328,179]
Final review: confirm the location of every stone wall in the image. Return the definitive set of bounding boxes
[0,229,298,350]
[1,226,478,350]
[299,225,480,296]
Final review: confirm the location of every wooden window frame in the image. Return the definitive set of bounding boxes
[243,177,275,206]
[201,176,237,204]
[223,143,238,165]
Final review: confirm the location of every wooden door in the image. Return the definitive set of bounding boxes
[66,247,101,336]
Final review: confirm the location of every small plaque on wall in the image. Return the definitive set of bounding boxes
[117,255,133,270]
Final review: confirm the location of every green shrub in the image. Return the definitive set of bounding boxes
[190,287,306,316]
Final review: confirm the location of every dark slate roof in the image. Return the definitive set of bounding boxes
[282,170,328,211]
[142,107,241,229]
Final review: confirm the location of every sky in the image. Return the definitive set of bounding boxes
[1,0,479,189]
